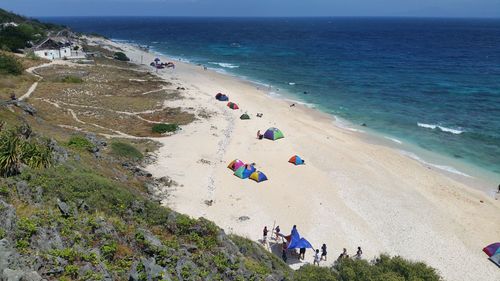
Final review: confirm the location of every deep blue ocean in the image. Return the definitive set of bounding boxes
[47,17,500,182]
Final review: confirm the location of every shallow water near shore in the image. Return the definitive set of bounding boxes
[47,17,500,185]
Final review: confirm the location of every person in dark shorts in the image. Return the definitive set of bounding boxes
[299,247,306,260]
[321,244,327,261]
[355,247,363,259]
[274,225,281,240]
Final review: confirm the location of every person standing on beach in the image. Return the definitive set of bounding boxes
[274,225,281,240]
[282,242,288,262]
[338,248,348,261]
[355,247,363,259]
[313,249,321,266]
[262,226,268,244]
[321,244,327,261]
[299,247,306,260]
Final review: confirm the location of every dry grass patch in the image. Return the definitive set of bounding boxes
[0,74,38,100]
[139,107,196,125]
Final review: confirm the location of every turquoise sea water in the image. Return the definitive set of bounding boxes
[47,17,500,184]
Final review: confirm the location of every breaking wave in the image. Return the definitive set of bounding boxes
[417,123,464,135]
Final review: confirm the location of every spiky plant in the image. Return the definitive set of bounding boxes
[21,139,52,169]
[0,129,22,176]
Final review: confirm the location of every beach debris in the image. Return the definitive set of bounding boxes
[238,216,250,221]
[204,200,214,206]
[198,159,211,165]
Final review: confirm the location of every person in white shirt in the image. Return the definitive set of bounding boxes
[313,249,321,266]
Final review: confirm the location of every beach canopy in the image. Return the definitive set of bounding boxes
[289,155,304,165]
[483,243,500,257]
[227,102,239,110]
[287,227,313,249]
[489,253,500,268]
[216,93,229,101]
[249,171,268,182]
[227,159,245,171]
[264,127,284,141]
[234,165,256,179]
[240,113,250,120]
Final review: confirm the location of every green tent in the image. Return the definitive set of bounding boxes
[240,113,250,120]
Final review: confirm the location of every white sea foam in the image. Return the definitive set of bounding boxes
[399,150,472,178]
[288,82,296,85]
[334,117,365,133]
[417,123,464,134]
[209,62,240,69]
[384,136,403,144]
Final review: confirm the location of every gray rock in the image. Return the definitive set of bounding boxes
[14,101,37,116]
[128,261,139,281]
[56,199,70,218]
[2,268,23,281]
[31,227,63,252]
[76,199,90,211]
[48,139,68,164]
[15,182,30,202]
[141,257,168,281]
[33,187,43,204]
[20,271,43,281]
[238,216,250,222]
[0,200,16,232]
[0,239,14,274]
[138,229,162,248]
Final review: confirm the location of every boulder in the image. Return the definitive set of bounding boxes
[0,200,16,232]
[56,199,70,218]
[14,101,36,116]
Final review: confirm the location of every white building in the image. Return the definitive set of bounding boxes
[33,38,85,60]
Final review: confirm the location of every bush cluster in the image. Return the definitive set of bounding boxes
[67,135,95,152]
[61,75,83,83]
[0,53,23,75]
[152,123,179,134]
[110,142,143,160]
[113,52,130,62]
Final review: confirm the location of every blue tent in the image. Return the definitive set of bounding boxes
[287,227,313,249]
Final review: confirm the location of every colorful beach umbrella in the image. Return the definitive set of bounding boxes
[249,171,268,182]
[264,127,284,140]
[240,113,250,120]
[227,159,245,171]
[483,242,500,257]
[227,102,239,110]
[234,165,255,179]
[288,155,304,165]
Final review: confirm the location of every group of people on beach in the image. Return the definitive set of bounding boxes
[262,225,363,266]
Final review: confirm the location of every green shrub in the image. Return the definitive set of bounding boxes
[61,75,83,83]
[0,228,5,239]
[0,128,52,176]
[101,241,118,260]
[113,52,130,62]
[110,142,143,160]
[21,139,53,170]
[67,135,95,152]
[64,264,79,278]
[0,24,38,52]
[294,264,338,281]
[152,123,179,134]
[0,53,23,75]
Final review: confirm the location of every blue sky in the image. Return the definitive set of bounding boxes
[2,0,500,18]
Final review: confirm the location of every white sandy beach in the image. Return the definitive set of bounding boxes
[95,38,500,281]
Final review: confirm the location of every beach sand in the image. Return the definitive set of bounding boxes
[94,38,500,280]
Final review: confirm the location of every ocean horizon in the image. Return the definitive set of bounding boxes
[46,16,500,186]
